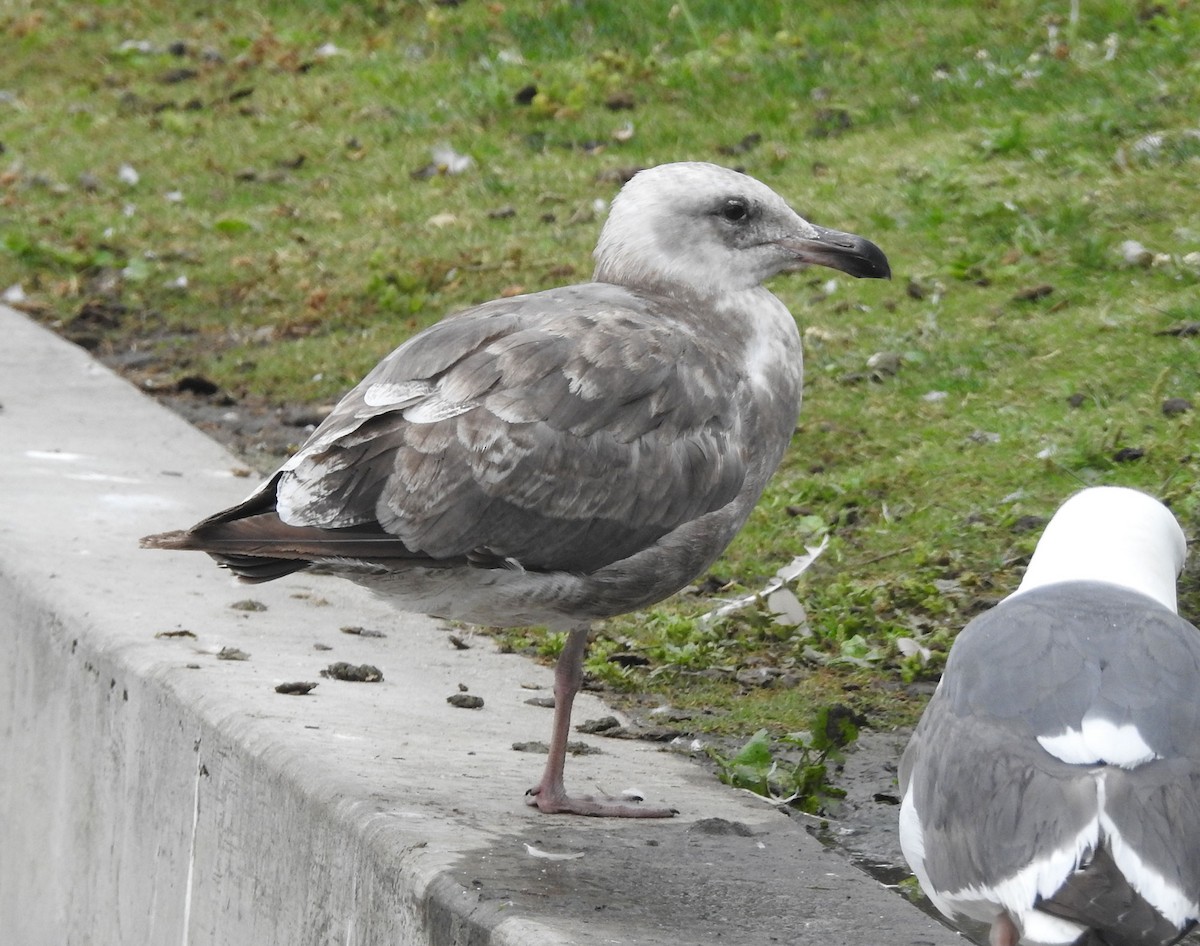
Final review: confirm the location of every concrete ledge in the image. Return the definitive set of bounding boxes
[0,306,958,945]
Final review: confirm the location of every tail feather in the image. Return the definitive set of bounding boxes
[205,554,311,584]
[140,530,198,551]
[141,484,427,582]
[1038,846,1194,946]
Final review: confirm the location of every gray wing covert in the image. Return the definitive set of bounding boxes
[902,695,1099,893]
[274,286,748,573]
[941,586,1200,760]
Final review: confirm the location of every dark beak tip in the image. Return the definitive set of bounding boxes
[858,238,892,281]
[788,227,891,281]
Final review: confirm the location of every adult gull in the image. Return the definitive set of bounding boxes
[143,161,891,817]
[899,486,1200,944]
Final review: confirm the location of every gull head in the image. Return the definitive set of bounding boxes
[593,161,890,298]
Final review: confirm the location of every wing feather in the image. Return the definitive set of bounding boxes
[273,283,748,573]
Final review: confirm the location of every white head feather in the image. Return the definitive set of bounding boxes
[593,162,826,297]
[1010,486,1187,612]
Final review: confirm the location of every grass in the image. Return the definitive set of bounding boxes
[3,0,1199,743]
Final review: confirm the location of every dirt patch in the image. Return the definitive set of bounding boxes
[807,728,912,869]
[154,392,316,475]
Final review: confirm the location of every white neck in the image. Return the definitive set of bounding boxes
[1008,487,1187,612]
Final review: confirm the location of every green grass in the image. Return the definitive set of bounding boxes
[3,0,1199,737]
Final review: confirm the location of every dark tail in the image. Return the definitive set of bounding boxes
[1038,845,1194,946]
[140,473,419,583]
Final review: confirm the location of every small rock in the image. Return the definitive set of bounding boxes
[513,84,538,105]
[175,374,222,396]
[1162,397,1192,416]
[717,133,762,156]
[524,696,556,708]
[604,91,636,111]
[1010,515,1048,533]
[735,667,779,688]
[275,681,318,695]
[216,646,250,661]
[447,693,484,709]
[1013,283,1054,302]
[866,351,902,376]
[606,652,650,667]
[1066,392,1088,408]
[512,740,600,755]
[576,716,621,734]
[340,625,387,638]
[321,662,383,682]
[1112,446,1145,463]
[1119,240,1154,267]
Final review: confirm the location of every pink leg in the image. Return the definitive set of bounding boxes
[525,625,674,818]
[989,913,1019,946]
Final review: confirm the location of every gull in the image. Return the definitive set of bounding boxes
[900,486,1200,944]
[143,161,890,817]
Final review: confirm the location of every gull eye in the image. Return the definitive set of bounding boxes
[720,198,751,223]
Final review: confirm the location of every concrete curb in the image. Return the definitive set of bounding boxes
[0,306,958,945]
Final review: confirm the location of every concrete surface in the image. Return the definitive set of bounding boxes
[0,305,960,945]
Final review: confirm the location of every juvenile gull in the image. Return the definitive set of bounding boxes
[900,486,1200,945]
[143,161,890,817]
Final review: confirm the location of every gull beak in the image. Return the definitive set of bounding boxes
[779,224,891,280]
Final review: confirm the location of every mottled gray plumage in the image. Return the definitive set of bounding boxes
[900,487,1200,945]
[144,161,890,816]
